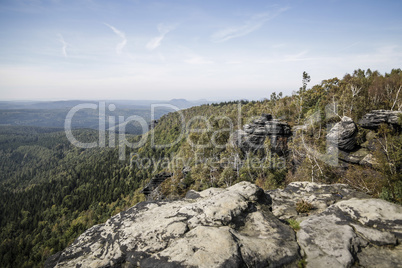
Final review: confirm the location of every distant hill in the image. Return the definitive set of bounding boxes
[0,99,211,110]
[0,99,212,134]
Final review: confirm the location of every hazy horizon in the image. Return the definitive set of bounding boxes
[1,0,401,101]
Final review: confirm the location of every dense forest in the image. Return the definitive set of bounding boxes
[0,100,191,135]
[0,68,401,267]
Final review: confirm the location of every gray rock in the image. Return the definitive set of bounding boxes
[338,147,370,165]
[46,181,402,268]
[327,116,358,151]
[243,124,254,134]
[141,172,172,194]
[359,153,376,166]
[359,110,402,129]
[45,182,301,268]
[267,181,369,221]
[357,245,402,268]
[335,198,402,240]
[297,198,402,268]
[297,207,362,268]
[141,172,173,200]
[233,114,292,155]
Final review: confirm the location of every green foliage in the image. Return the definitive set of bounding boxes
[297,258,307,268]
[379,187,393,202]
[286,219,300,231]
[0,127,145,267]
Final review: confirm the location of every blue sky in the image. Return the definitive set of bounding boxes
[0,0,401,101]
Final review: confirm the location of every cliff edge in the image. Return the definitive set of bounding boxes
[46,182,402,268]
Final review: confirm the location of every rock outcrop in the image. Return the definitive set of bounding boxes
[46,182,300,267]
[326,116,358,151]
[233,114,292,155]
[359,110,402,130]
[267,181,369,221]
[141,172,172,200]
[293,110,402,166]
[46,181,402,268]
[298,198,402,268]
[269,182,402,268]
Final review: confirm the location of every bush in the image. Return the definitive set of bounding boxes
[286,218,300,231]
[296,200,314,214]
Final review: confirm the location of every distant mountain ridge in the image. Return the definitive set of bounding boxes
[0,99,212,134]
[0,99,211,110]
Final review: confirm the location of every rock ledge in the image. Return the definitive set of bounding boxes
[46,182,402,268]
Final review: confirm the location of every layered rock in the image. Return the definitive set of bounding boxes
[338,147,375,165]
[326,116,358,151]
[46,182,300,268]
[233,114,292,155]
[359,110,402,129]
[141,172,172,200]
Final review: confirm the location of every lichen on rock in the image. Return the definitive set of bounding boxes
[46,181,402,268]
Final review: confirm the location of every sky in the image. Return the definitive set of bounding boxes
[0,0,401,101]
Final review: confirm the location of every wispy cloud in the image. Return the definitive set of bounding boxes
[57,34,69,58]
[146,23,175,51]
[184,55,214,65]
[211,7,289,43]
[105,23,127,55]
[284,50,309,62]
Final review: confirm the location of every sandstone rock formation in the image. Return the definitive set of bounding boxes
[233,114,292,155]
[293,110,402,166]
[326,116,358,151]
[46,181,402,268]
[141,172,172,200]
[298,199,402,268]
[269,182,402,268]
[359,110,402,129]
[46,182,300,268]
[266,181,369,221]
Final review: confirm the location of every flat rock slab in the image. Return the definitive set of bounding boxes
[46,181,402,268]
[45,182,300,268]
[297,198,402,268]
[267,181,369,220]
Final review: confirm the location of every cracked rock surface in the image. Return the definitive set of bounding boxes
[297,198,402,268]
[267,181,369,221]
[45,182,300,268]
[46,181,402,268]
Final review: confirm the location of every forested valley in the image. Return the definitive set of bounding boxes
[0,68,401,267]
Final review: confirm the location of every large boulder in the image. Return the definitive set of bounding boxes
[359,110,402,129]
[298,198,402,268]
[45,182,301,268]
[232,114,292,155]
[326,116,358,151]
[269,182,402,268]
